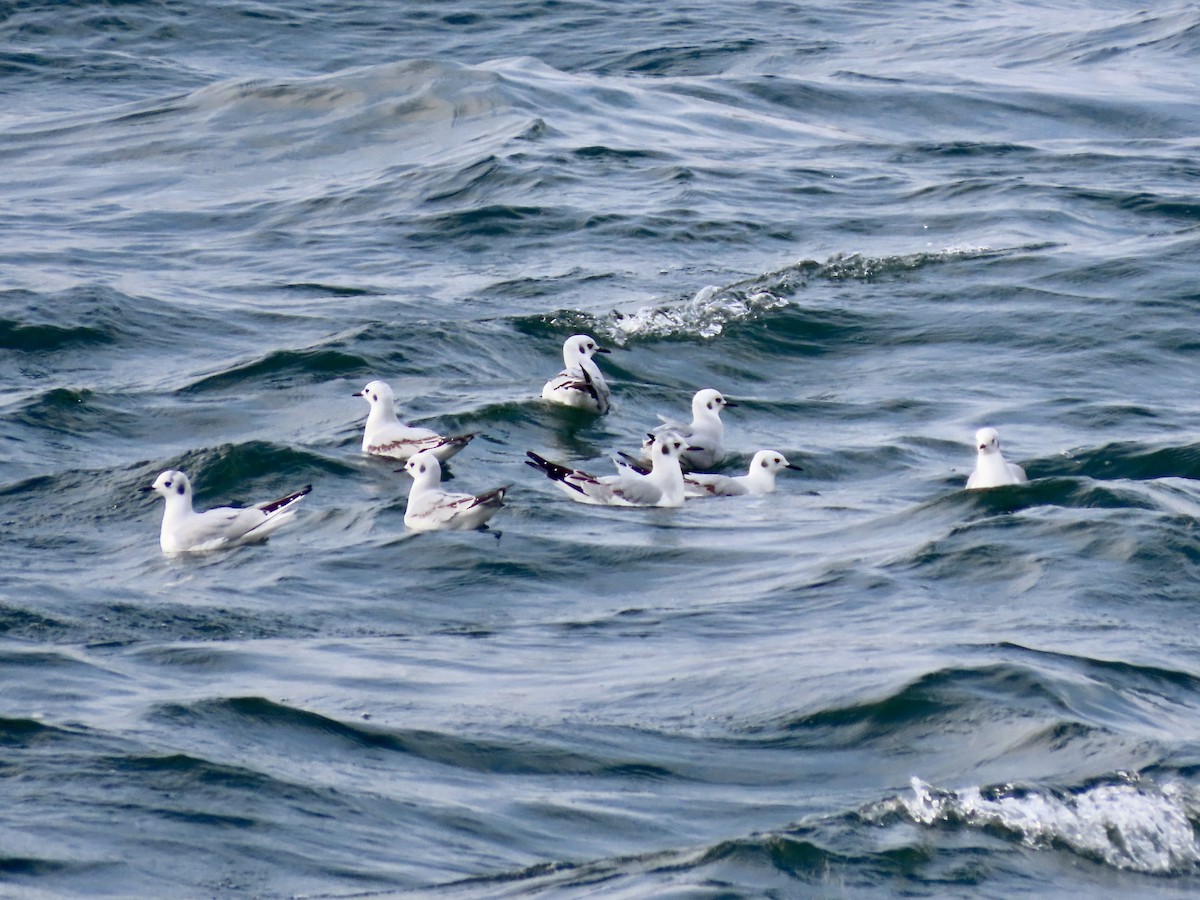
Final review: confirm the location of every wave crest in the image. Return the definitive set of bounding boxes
[877,774,1200,874]
[600,247,1008,341]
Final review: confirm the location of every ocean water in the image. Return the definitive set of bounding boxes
[3,1,1200,896]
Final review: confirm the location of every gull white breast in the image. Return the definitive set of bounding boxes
[541,334,612,414]
[355,380,475,462]
[966,427,1028,489]
[141,469,310,554]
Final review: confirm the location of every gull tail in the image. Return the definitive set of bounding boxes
[614,451,650,476]
[525,452,588,496]
[256,484,312,515]
[244,484,311,541]
[525,451,571,481]
[439,432,477,450]
[434,432,477,462]
[470,485,510,510]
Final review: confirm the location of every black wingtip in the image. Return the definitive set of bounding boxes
[471,484,511,508]
[525,451,578,485]
[257,484,313,515]
[615,451,650,476]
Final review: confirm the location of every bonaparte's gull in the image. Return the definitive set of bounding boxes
[141,470,311,553]
[682,450,801,497]
[402,450,508,532]
[643,388,735,470]
[966,427,1028,489]
[541,334,612,414]
[355,380,475,462]
[526,434,694,507]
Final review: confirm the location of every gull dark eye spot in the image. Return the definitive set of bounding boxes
[164,481,172,488]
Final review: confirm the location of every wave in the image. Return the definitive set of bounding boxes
[517,247,1020,343]
[0,316,111,353]
[153,696,677,780]
[0,285,192,355]
[1047,440,1200,483]
[437,767,1200,897]
[180,347,369,394]
[0,603,74,642]
[871,773,1200,875]
[0,714,76,747]
[130,443,356,526]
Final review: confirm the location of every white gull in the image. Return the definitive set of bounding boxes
[141,470,310,553]
[642,388,735,470]
[526,434,694,508]
[355,380,475,462]
[402,450,508,532]
[541,334,612,414]
[966,427,1028,489]
[683,450,801,497]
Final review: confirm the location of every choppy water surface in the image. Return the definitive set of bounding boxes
[4,1,1200,897]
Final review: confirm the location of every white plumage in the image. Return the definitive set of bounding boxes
[965,427,1028,489]
[642,388,735,470]
[142,470,310,553]
[355,380,475,462]
[683,450,801,497]
[541,334,612,414]
[526,434,693,508]
[402,450,508,532]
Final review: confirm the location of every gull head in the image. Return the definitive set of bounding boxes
[141,469,192,502]
[403,449,443,486]
[752,450,801,473]
[975,427,1001,454]
[692,388,736,419]
[563,334,609,366]
[353,380,397,410]
[652,433,694,463]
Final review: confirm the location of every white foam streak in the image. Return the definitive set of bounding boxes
[897,775,1200,874]
[610,284,787,340]
[602,247,1015,341]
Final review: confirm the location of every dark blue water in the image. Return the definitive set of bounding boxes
[4,1,1200,896]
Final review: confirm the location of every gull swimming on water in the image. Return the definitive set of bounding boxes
[642,388,735,470]
[526,433,694,508]
[541,334,612,414]
[682,450,801,497]
[402,450,508,532]
[966,427,1028,489]
[355,380,475,462]
[141,470,311,553]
